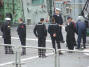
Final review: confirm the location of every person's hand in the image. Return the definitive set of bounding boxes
[53,33,56,37]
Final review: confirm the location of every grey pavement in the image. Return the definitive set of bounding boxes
[0,25,89,67]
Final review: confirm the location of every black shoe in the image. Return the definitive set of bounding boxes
[75,47,80,49]
[21,53,26,56]
[42,55,47,58]
[9,51,14,54]
[83,46,86,49]
[5,52,9,54]
[60,41,65,43]
[59,52,63,55]
[39,55,41,58]
[68,51,73,53]
[5,51,10,54]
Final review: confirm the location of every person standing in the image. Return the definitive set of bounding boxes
[34,18,47,58]
[65,17,76,50]
[48,17,62,55]
[1,17,13,54]
[17,18,26,55]
[76,16,86,49]
[53,8,65,43]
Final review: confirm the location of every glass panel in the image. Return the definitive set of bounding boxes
[32,0,44,5]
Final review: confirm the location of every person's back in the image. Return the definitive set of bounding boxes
[48,23,61,39]
[76,16,86,49]
[76,20,86,32]
[34,18,47,58]
[34,22,47,38]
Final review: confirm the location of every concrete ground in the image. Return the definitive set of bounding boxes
[0,25,89,67]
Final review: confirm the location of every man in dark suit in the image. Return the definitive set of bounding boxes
[34,18,47,58]
[48,17,62,55]
[53,8,65,43]
[1,17,13,54]
[17,18,26,55]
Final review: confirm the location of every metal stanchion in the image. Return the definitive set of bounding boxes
[54,43,60,67]
[54,49,57,67]
[15,46,21,67]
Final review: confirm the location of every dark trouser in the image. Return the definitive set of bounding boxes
[38,37,46,57]
[19,36,26,55]
[66,34,75,50]
[60,27,64,41]
[77,30,86,49]
[66,41,74,50]
[4,37,13,54]
[51,37,61,50]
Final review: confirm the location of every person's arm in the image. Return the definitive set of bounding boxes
[44,25,47,37]
[75,22,78,34]
[48,25,53,36]
[33,25,38,37]
[59,15,63,25]
[1,24,4,32]
[22,24,26,36]
[65,25,68,32]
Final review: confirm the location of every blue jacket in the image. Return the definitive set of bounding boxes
[76,20,86,34]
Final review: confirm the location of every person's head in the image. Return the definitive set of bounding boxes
[18,18,23,23]
[52,17,55,24]
[55,8,61,15]
[77,16,84,22]
[40,18,44,23]
[67,17,72,23]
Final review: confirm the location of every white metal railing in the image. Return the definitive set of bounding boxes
[0,44,89,67]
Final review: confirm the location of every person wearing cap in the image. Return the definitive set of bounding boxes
[76,16,86,49]
[65,17,76,50]
[17,18,26,55]
[1,17,13,54]
[34,18,47,58]
[53,8,65,43]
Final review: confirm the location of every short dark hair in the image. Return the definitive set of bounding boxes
[19,18,23,21]
[52,17,55,23]
[67,17,72,20]
[40,18,44,21]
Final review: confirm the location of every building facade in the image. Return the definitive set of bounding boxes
[0,0,24,24]
[0,0,88,25]
[55,0,87,21]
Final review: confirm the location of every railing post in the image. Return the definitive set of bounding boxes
[15,46,21,67]
[54,44,60,67]
[54,49,57,67]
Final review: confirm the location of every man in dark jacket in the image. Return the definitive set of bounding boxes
[1,17,13,54]
[53,8,65,43]
[34,18,47,58]
[76,16,86,49]
[48,17,62,55]
[17,18,26,55]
